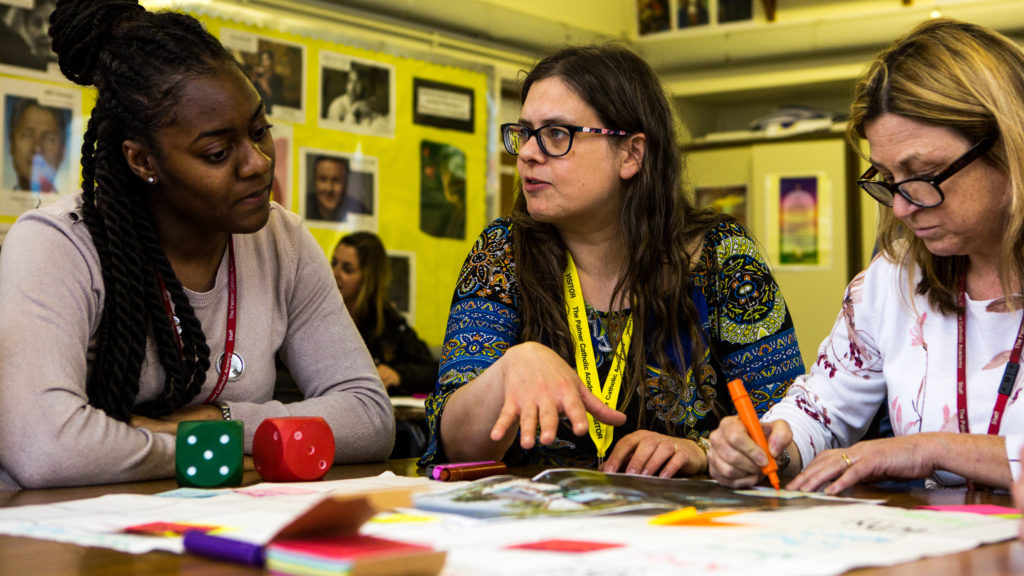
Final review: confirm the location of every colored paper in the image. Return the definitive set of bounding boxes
[508,539,623,553]
[917,504,1022,517]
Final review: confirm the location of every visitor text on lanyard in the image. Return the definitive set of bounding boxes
[563,253,633,463]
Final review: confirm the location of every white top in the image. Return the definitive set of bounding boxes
[0,195,394,490]
[766,254,1024,486]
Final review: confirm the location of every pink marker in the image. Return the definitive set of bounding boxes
[430,461,497,480]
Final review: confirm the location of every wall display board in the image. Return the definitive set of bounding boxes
[188,7,491,348]
[0,0,492,348]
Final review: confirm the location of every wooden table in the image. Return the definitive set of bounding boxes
[1,460,1022,575]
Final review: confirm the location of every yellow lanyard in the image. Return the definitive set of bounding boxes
[563,253,633,461]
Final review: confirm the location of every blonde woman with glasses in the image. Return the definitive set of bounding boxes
[711,18,1024,493]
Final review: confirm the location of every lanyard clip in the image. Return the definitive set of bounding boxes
[999,362,1019,397]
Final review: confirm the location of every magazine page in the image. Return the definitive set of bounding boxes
[413,468,876,519]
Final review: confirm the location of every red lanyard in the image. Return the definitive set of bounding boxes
[955,273,1024,435]
[157,236,237,403]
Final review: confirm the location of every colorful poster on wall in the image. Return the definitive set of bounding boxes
[319,51,394,138]
[778,176,819,265]
[0,0,61,78]
[0,78,80,216]
[419,140,465,240]
[696,184,747,227]
[220,28,306,124]
[412,78,474,133]
[300,148,378,231]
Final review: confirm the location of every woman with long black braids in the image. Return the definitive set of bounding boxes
[0,0,393,490]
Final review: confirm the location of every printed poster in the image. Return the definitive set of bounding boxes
[778,176,819,265]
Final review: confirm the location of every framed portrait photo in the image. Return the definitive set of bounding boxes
[0,0,62,79]
[220,28,306,124]
[0,78,81,216]
[319,52,395,138]
[300,148,378,231]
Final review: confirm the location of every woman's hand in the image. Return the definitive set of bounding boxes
[709,415,793,488]
[377,364,400,389]
[129,404,224,436]
[490,342,627,450]
[789,436,937,494]
[602,430,705,478]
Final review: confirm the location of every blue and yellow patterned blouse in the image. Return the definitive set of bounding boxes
[419,218,804,468]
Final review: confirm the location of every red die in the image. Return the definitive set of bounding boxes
[253,417,335,482]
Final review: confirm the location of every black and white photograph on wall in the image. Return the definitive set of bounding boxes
[0,0,59,76]
[220,28,305,124]
[387,251,415,324]
[419,140,465,240]
[320,51,394,137]
[300,148,378,230]
[412,78,474,133]
[0,78,79,216]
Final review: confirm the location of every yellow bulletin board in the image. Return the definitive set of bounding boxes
[0,1,491,348]
[199,12,488,346]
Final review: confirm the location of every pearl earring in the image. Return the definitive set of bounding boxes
[147,177,155,184]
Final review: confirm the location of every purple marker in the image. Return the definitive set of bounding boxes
[183,531,265,567]
[431,460,497,480]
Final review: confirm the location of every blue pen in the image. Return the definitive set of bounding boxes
[183,531,265,567]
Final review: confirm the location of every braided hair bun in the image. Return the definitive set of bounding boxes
[49,0,146,87]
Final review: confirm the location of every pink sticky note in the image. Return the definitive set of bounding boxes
[917,504,1022,516]
[507,539,623,553]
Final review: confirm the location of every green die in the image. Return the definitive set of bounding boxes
[175,420,244,487]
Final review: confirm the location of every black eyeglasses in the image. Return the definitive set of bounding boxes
[500,123,631,158]
[858,136,997,208]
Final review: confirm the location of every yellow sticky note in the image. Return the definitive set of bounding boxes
[369,512,439,524]
[649,506,698,525]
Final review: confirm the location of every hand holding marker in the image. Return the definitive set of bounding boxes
[727,379,780,490]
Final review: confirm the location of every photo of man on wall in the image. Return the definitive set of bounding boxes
[304,152,371,223]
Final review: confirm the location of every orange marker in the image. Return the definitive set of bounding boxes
[727,379,779,490]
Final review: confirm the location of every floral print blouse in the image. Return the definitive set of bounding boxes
[766,254,1024,486]
[420,218,804,468]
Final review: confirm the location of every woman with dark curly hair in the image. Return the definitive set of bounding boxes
[0,0,393,490]
[420,43,803,477]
